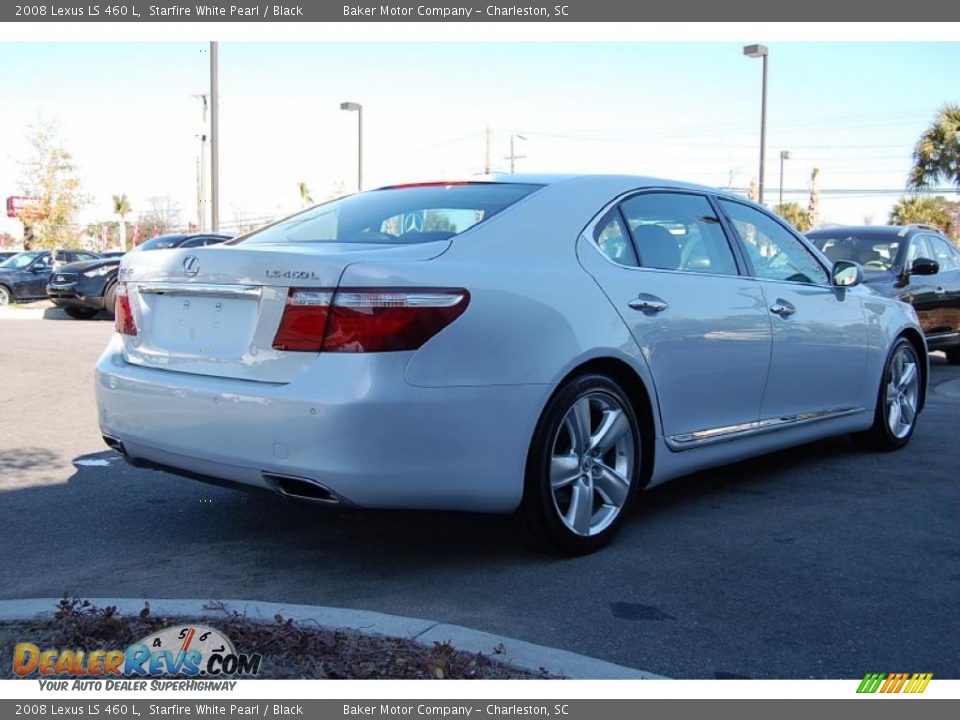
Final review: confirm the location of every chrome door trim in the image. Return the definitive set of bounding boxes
[665,406,864,451]
[137,283,262,299]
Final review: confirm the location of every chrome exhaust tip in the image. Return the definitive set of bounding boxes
[102,435,127,456]
[262,471,339,504]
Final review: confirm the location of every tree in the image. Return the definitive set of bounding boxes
[807,167,821,229]
[17,122,86,250]
[908,104,960,190]
[297,181,313,208]
[888,196,953,236]
[112,194,132,251]
[774,202,812,232]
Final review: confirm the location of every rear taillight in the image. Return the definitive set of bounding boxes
[115,282,137,336]
[272,287,469,353]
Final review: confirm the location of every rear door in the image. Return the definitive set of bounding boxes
[717,199,869,420]
[579,190,773,446]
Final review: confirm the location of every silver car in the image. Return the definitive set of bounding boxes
[95,175,927,554]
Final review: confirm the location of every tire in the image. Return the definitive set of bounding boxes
[102,284,117,319]
[517,374,642,555]
[854,338,922,451]
[946,346,960,366]
[64,306,99,320]
[0,286,12,306]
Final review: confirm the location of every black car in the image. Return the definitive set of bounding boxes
[0,249,102,306]
[46,233,231,319]
[807,224,960,363]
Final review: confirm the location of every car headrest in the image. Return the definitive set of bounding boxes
[633,225,681,271]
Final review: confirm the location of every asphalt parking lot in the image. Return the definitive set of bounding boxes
[1,313,958,679]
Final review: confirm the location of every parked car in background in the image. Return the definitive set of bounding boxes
[0,249,101,305]
[0,251,20,263]
[807,224,960,364]
[47,256,122,319]
[48,234,232,319]
[97,176,927,554]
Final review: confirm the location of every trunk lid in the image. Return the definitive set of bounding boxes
[119,241,449,383]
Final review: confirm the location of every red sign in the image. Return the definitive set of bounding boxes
[6,196,38,219]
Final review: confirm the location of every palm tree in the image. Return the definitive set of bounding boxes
[908,104,960,190]
[774,202,811,232]
[807,167,821,229]
[112,193,132,251]
[297,181,313,208]
[888,196,952,235]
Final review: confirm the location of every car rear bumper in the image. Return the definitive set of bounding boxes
[95,335,549,513]
[47,285,106,310]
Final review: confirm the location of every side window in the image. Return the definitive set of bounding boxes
[719,200,829,285]
[906,236,933,265]
[618,193,738,275]
[592,208,638,267]
[928,237,959,271]
[76,253,98,262]
[34,255,51,270]
[180,238,206,248]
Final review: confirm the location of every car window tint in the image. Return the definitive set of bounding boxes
[720,200,828,285]
[592,208,638,267]
[618,193,737,275]
[809,233,900,272]
[928,237,960,271]
[906,236,933,265]
[77,253,98,262]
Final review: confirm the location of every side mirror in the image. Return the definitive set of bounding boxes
[831,260,863,288]
[909,257,939,276]
[30,265,49,273]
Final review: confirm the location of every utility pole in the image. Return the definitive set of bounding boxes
[191,93,208,231]
[484,125,492,174]
[210,41,220,232]
[506,133,526,174]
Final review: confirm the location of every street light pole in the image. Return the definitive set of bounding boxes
[779,150,791,207]
[743,44,769,205]
[506,133,526,173]
[340,102,363,192]
[210,41,220,232]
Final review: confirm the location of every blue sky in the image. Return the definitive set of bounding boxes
[1,41,957,236]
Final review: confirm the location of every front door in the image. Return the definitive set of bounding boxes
[717,199,869,420]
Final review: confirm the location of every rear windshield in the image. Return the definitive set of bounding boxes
[807,232,901,272]
[132,236,184,252]
[240,183,541,246]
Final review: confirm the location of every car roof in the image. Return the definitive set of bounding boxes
[378,173,748,204]
[807,225,940,238]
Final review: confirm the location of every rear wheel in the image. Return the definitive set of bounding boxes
[102,284,117,319]
[64,306,98,320]
[518,374,642,555]
[946,346,960,366]
[0,286,11,306]
[855,338,921,451]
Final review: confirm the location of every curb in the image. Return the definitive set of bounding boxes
[0,305,63,320]
[0,598,664,680]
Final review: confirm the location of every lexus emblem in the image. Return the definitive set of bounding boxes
[183,256,200,277]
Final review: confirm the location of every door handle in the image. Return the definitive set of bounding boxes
[628,295,668,313]
[769,300,796,318]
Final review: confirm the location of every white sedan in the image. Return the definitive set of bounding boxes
[96,175,926,553]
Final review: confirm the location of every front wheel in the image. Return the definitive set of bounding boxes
[518,374,642,555]
[102,284,117,319]
[855,338,921,451]
[0,286,12,306]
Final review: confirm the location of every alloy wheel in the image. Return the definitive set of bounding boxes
[549,391,636,537]
[885,345,919,439]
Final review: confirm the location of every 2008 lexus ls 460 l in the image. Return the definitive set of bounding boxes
[95,175,927,554]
